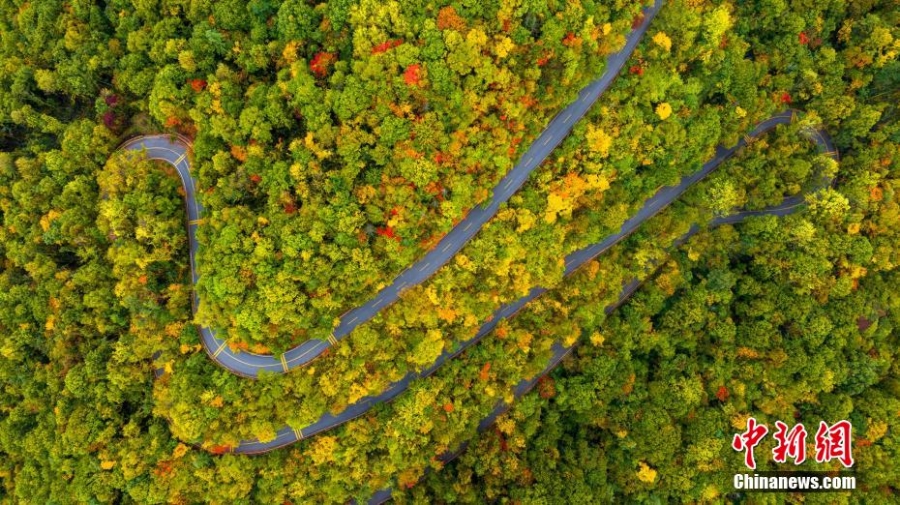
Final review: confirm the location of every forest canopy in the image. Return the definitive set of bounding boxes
[0,0,898,503]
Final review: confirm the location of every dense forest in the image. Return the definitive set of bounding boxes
[1,0,898,503]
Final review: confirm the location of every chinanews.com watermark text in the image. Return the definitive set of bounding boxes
[734,472,856,491]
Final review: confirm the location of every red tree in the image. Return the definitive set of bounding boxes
[403,64,422,86]
[309,52,335,77]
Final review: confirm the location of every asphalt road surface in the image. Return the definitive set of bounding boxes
[120,0,839,499]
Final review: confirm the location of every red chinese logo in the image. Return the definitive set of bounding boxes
[772,421,807,464]
[733,418,854,469]
[814,420,854,468]
[732,417,769,469]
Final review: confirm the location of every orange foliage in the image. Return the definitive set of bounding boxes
[870,186,884,202]
[425,181,444,201]
[403,64,422,86]
[230,144,247,161]
[436,6,466,31]
[536,51,552,66]
[189,79,207,92]
[479,362,491,381]
[372,39,403,54]
[154,460,175,478]
[520,95,538,108]
[716,385,729,402]
[562,32,582,47]
[309,52,335,77]
[376,226,400,241]
[208,444,231,455]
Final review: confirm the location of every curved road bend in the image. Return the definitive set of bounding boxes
[124,0,839,457]
[122,0,838,487]
[136,110,835,458]
[367,121,838,504]
[125,0,666,379]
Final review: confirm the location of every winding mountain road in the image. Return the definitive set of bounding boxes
[122,0,839,500]
[131,0,666,380]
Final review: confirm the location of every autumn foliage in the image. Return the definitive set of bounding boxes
[309,52,336,77]
[403,64,422,86]
[372,39,403,55]
[716,386,729,402]
[436,6,466,31]
[376,226,400,241]
[4,0,900,503]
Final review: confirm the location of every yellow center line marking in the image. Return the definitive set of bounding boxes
[189,218,204,225]
[280,354,289,372]
[173,154,186,166]
[292,428,304,440]
[213,342,228,358]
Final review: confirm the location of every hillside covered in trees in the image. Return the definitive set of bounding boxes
[1,0,898,503]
